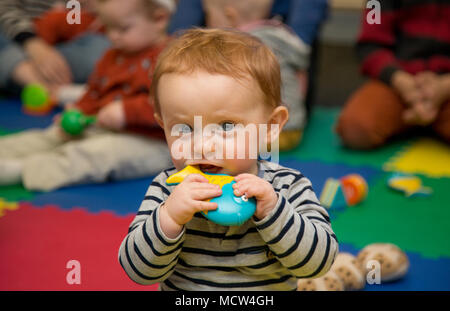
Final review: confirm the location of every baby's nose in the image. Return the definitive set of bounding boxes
[192,132,220,160]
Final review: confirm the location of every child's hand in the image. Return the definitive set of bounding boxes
[403,72,450,125]
[233,174,278,220]
[402,101,438,126]
[97,100,126,130]
[160,174,221,238]
[416,72,450,108]
[52,105,75,140]
[391,70,424,106]
[24,38,73,86]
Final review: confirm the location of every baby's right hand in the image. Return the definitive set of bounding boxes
[159,174,221,238]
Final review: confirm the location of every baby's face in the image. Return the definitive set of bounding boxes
[202,1,232,28]
[156,71,278,176]
[97,0,167,53]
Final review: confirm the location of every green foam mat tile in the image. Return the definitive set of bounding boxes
[0,129,11,136]
[281,107,413,169]
[331,173,450,259]
[0,184,34,201]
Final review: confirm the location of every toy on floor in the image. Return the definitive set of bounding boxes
[319,173,368,209]
[387,173,432,197]
[297,243,409,291]
[60,110,96,136]
[166,165,256,226]
[357,243,410,283]
[21,84,56,115]
[297,270,344,291]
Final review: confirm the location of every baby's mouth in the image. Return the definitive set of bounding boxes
[196,164,223,174]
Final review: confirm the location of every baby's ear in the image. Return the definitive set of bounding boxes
[266,106,289,144]
[154,113,164,129]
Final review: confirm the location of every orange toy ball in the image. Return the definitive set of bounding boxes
[340,174,368,206]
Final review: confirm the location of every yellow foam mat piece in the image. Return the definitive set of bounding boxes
[383,138,450,177]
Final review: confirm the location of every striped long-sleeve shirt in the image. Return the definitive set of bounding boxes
[357,0,450,85]
[118,160,338,291]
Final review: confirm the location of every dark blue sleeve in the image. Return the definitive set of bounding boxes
[272,0,329,45]
[168,0,205,34]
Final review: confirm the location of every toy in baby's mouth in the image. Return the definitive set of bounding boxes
[166,165,257,226]
[21,84,56,115]
[60,110,96,136]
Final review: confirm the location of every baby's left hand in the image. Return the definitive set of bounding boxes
[97,100,126,130]
[233,174,278,220]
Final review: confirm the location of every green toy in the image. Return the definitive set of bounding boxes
[60,110,96,136]
[21,84,55,115]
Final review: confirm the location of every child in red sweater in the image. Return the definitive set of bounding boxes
[0,0,176,191]
[336,0,450,149]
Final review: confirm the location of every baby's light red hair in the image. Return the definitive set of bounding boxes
[152,28,281,113]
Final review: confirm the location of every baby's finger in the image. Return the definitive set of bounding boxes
[234,173,256,182]
[184,173,209,183]
[191,187,222,201]
[233,181,257,198]
[193,200,218,212]
[191,182,221,191]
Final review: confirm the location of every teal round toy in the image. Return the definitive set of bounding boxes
[206,181,256,226]
[60,110,96,136]
[166,165,257,226]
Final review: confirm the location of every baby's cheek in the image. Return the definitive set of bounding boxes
[167,135,193,165]
[220,136,259,175]
[226,131,260,159]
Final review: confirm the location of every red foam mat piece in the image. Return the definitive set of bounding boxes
[0,202,158,291]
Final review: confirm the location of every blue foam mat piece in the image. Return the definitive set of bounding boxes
[0,99,60,131]
[30,176,154,216]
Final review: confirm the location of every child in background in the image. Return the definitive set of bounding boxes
[31,4,105,103]
[0,0,176,191]
[0,0,109,96]
[202,0,310,151]
[118,29,338,291]
[336,0,450,149]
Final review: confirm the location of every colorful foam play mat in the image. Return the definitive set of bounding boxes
[1,99,449,290]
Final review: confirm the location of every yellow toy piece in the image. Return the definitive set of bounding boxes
[166,165,257,226]
[166,165,234,189]
[387,173,432,197]
[0,198,19,217]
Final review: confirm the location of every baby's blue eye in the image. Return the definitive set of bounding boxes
[180,124,192,134]
[221,122,235,132]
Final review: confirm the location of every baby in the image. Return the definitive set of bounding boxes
[118,29,338,290]
[202,0,311,151]
[0,0,175,190]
